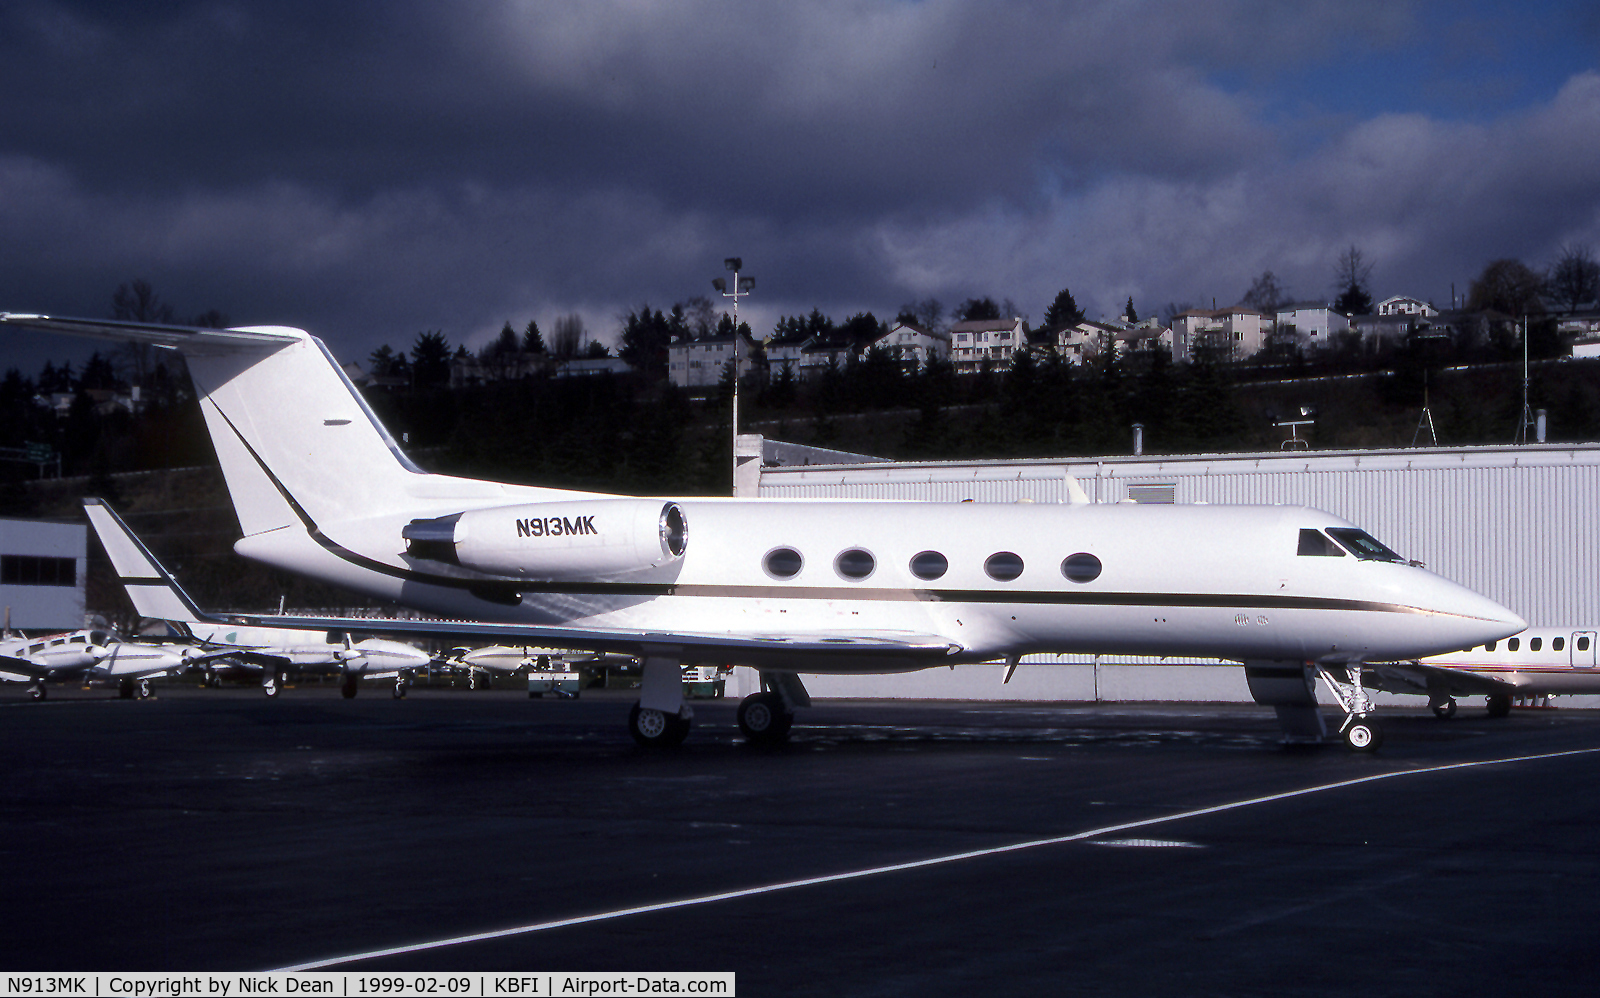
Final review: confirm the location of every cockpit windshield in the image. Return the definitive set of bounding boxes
[1325,527,1406,563]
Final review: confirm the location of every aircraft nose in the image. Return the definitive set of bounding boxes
[1441,580,1526,646]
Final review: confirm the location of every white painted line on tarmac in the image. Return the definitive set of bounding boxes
[272,745,1600,971]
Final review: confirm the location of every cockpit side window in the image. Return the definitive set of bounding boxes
[1325,527,1405,563]
[1297,529,1346,557]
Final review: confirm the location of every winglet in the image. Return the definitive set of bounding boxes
[83,498,208,624]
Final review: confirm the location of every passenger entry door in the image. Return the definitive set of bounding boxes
[1571,632,1597,669]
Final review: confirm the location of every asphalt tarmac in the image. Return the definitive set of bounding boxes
[4,681,1600,996]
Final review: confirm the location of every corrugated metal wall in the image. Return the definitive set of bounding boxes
[759,444,1600,626]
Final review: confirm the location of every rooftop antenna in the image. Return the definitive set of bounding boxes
[1515,316,1536,444]
[713,257,755,494]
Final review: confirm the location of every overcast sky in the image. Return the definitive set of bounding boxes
[3,0,1598,370]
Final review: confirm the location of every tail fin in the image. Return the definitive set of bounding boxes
[3,315,561,543]
[83,498,206,624]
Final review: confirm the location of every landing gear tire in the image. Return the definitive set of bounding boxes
[1431,698,1457,720]
[1341,718,1382,752]
[340,676,359,699]
[137,678,151,699]
[629,702,691,747]
[737,691,794,746]
[29,684,46,700]
[1486,694,1512,719]
[392,679,407,699]
[263,674,279,697]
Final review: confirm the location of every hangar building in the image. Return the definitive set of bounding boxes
[0,516,87,631]
[731,441,1600,704]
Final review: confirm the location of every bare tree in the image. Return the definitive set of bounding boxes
[110,278,177,393]
[1242,271,1287,312]
[1548,244,1600,314]
[550,313,586,360]
[1469,258,1545,317]
[1332,246,1374,316]
[676,296,717,340]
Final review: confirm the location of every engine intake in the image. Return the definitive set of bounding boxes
[403,500,687,581]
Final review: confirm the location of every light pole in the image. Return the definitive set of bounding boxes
[713,257,755,493]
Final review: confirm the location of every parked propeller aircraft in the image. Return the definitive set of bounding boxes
[0,627,194,699]
[1364,627,1600,718]
[84,500,434,698]
[2,312,1526,750]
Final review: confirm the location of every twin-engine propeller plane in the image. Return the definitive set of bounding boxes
[1,312,1526,749]
[84,500,433,698]
[0,627,195,699]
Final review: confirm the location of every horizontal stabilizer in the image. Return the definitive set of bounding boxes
[0,313,301,354]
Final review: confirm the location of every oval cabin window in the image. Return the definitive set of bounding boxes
[984,552,1024,582]
[835,548,876,580]
[909,551,948,581]
[1061,552,1103,583]
[764,547,803,579]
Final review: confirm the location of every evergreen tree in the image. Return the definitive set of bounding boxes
[1042,288,1084,329]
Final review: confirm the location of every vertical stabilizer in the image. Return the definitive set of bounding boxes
[83,498,205,624]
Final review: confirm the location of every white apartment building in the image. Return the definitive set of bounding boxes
[950,317,1026,374]
[1273,302,1351,348]
[861,322,951,371]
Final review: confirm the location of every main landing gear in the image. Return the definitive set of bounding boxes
[29,683,46,700]
[628,701,692,747]
[340,674,360,699]
[625,660,810,748]
[737,691,795,746]
[1431,697,1458,720]
[262,672,281,697]
[120,678,154,699]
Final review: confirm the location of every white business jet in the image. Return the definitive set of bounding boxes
[1364,627,1600,718]
[83,499,433,698]
[1,313,1525,750]
[0,627,192,699]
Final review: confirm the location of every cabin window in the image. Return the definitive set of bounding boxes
[1297,529,1346,557]
[1061,552,1102,583]
[1530,637,1543,652]
[1325,528,1405,562]
[1485,641,1497,652]
[985,552,1024,581]
[1553,637,1565,651]
[1508,638,1520,652]
[909,551,948,581]
[763,547,803,579]
[835,549,876,581]
[1580,637,1592,652]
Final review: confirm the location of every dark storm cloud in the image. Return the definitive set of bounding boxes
[1,0,1596,364]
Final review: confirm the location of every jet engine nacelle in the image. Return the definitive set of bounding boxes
[402,499,687,581]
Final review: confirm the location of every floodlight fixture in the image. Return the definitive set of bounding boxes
[712,277,727,293]
[738,276,755,293]
[724,257,742,272]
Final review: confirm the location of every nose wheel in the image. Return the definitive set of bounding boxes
[1316,664,1384,753]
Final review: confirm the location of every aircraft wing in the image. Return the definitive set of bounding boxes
[206,611,961,667]
[1368,660,1516,698]
[0,655,50,681]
